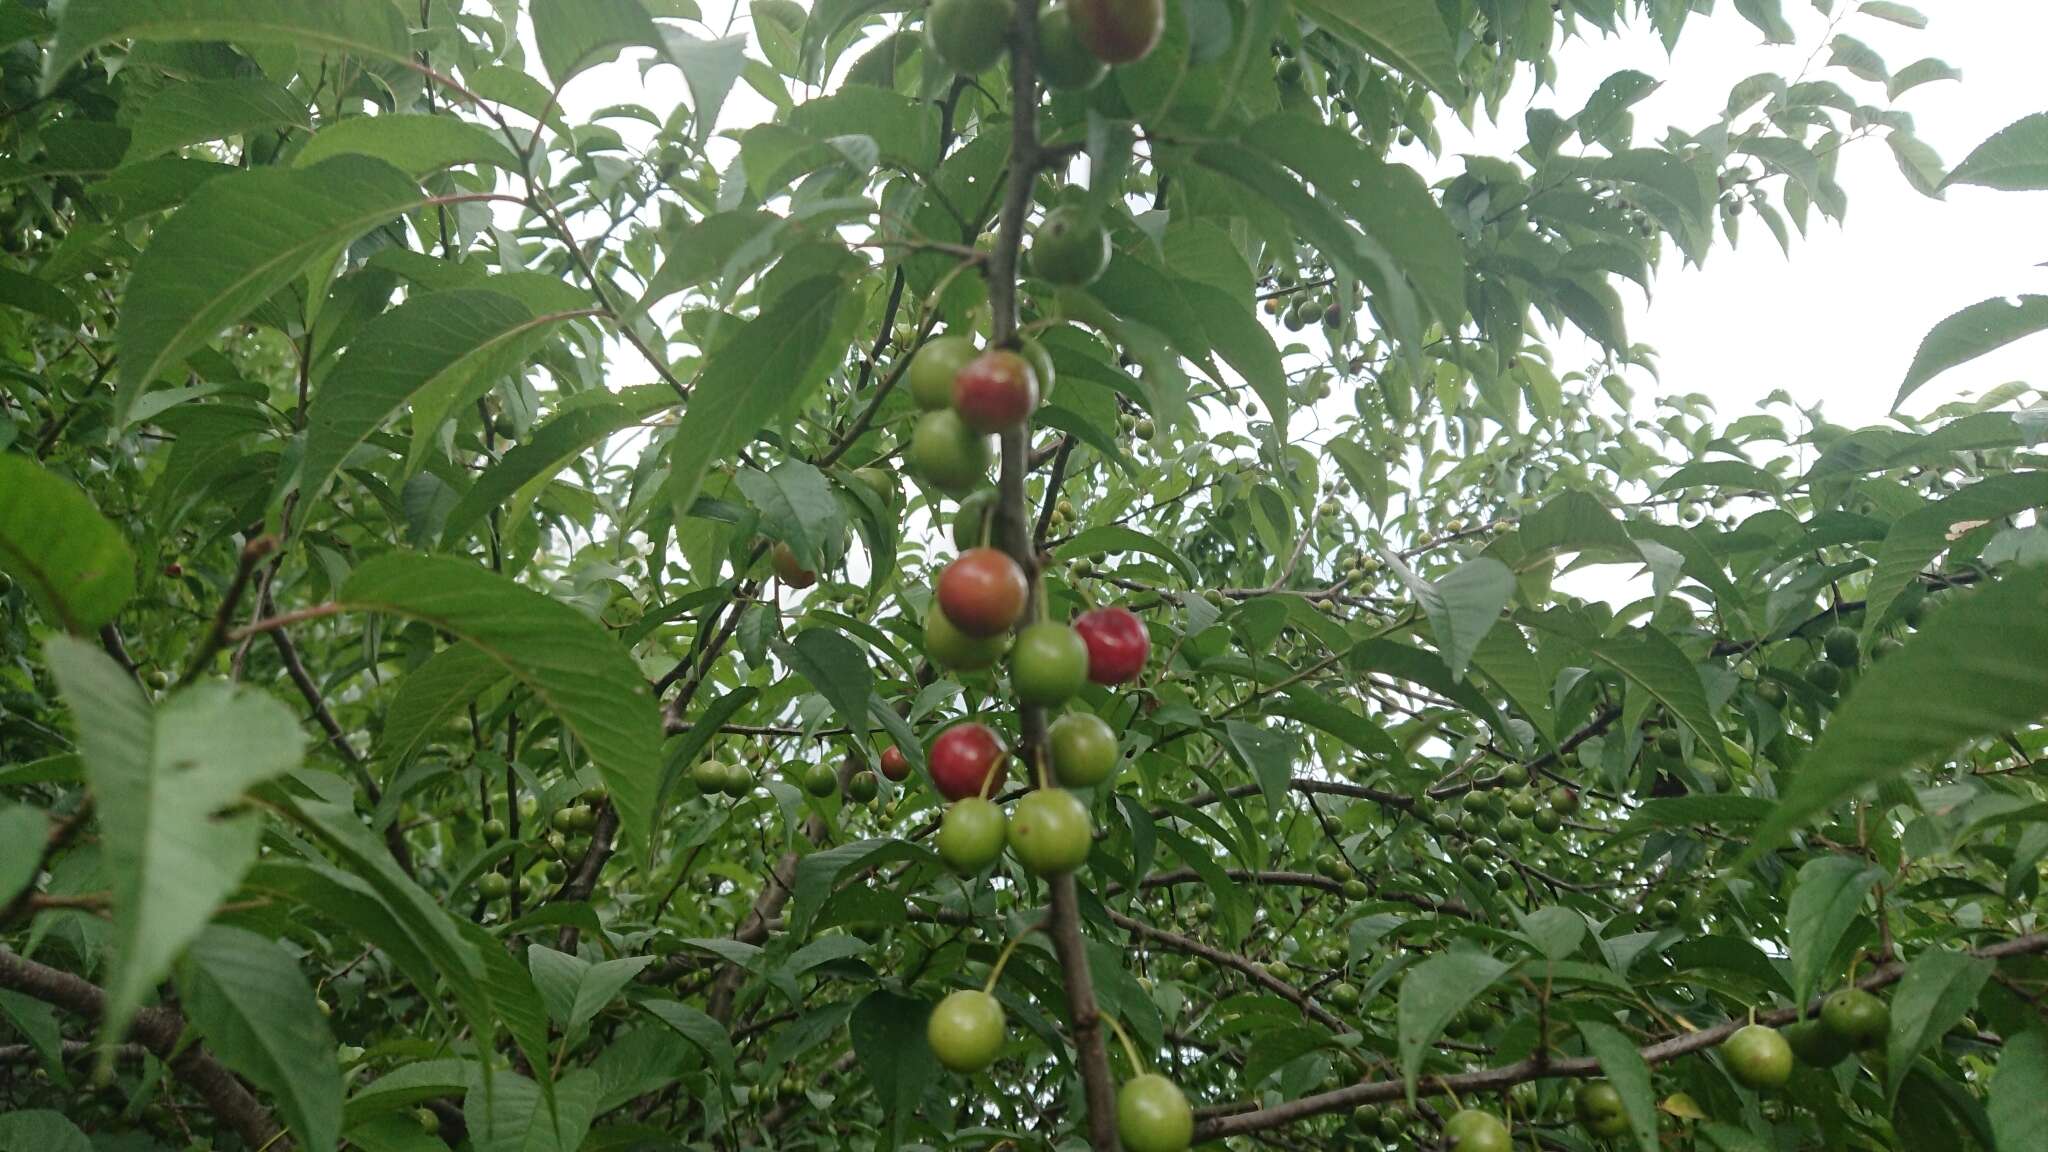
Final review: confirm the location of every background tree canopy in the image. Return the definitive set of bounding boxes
[2,0,2048,1150]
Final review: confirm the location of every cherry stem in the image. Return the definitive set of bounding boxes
[1100,1011,1146,1073]
[984,926,1038,993]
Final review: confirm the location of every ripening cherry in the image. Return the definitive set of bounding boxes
[952,349,1040,433]
[1073,605,1149,683]
[771,541,817,588]
[929,722,1008,801]
[938,548,1029,637]
[879,745,912,782]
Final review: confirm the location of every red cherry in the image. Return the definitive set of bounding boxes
[879,745,912,782]
[1073,606,1149,684]
[952,349,1039,433]
[937,547,1029,638]
[929,722,1009,801]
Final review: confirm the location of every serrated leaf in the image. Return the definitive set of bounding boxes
[122,76,308,162]
[43,637,307,1056]
[1223,719,1296,810]
[377,645,511,769]
[1990,1030,2048,1152]
[534,0,661,85]
[1292,0,1461,100]
[441,391,670,548]
[176,926,342,1152]
[850,990,937,1141]
[114,156,428,426]
[0,455,135,633]
[46,0,415,94]
[0,1112,91,1152]
[1896,295,2048,409]
[462,1068,599,1152]
[1055,524,1202,585]
[773,629,872,742]
[339,554,663,868]
[1885,949,1991,1101]
[1748,567,2048,859]
[1946,112,2048,191]
[1396,951,1506,1100]
[642,1000,734,1077]
[295,114,520,177]
[1416,557,1514,680]
[665,274,851,519]
[736,460,845,572]
[1579,1020,1661,1152]
[1786,855,1884,1006]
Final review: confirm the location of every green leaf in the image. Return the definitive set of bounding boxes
[642,1000,735,1077]
[1223,719,1296,811]
[1864,473,2048,632]
[0,266,81,327]
[1888,57,1962,101]
[1749,567,2048,859]
[1416,558,1513,680]
[533,0,661,85]
[43,637,307,1055]
[1896,295,2048,409]
[1292,0,1461,100]
[463,1068,599,1152]
[0,803,45,909]
[1859,2,1927,27]
[1242,116,1465,325]
[1990,1030,2048,1152]
[773,629,872,742]
[294,114,520,177]
[299,287,589,516]
[338,554,664,869]
[1785,855,1884,1006]
[1578,1020,1661,1152]
[175,926,343,1152]
[1266,689,1402,764]
[1395,951,1507,1100]
[114,155,427,426]
[1525,611,1725,765]
[1619,794,1774,831]
[1055,524,1202,586]
[850,990,937,1140]
[525,946,656,1035]
[1945,112,2048,192]
[737,460,845,571]
[0,1112,91,1152]
[46,0,416,93]
[665,274,852,519]
[0,455,135,633]
[122,77,308,162]
[1884,949,1992,1101]
[440,390,670,548]
[377,645,510,769]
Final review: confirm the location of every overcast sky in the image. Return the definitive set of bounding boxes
[566,2,2048,432]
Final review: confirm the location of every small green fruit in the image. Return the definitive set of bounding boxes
[1784,1018,1850,1067]
[924,0,1014,74]
[927,988,1006,1072]
[1823,624,1860,667]
[937,797,1008,872]
[1442,1109,1510,1152]
[911,409,993,495]
[1820,987,1889,1048]
[1116,1073,1193,1152]
[802,762,838,797]
[1576,1080,1630,1137]
[1048,711,1119,786]
[1011,622,1090,705]
[1723,1023,1793,1089]
[1007,787,1093,875]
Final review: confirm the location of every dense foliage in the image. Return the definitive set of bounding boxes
[3,1,2048,1150]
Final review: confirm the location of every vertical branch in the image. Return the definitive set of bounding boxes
[988,4,1120,1149]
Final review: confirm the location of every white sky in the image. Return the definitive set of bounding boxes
[560,2,2048,435]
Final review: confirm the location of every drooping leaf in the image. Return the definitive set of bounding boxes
[113,156,428,426]
[175,926,343,1152]
[1748,566,2048,859]
[1417,557,1514,680]
[1293,0,1462,100]
[1989,1030,2048,1152]
[0,1112,91,1152]
[0,455,135,633]
[532,0,661,85]
[43,637,307,1055]
[1579,1020,1661,1152]
[664,273,854,520]
[1884,949,1992,1101]
[440,390,671,548]
[462,1068,600,1152]
[294,114,521,177]
[850,990,937,1142]
[377,644,511,769]
[45,0,416,93]
[338,555,664,868]
[1785,855,1884,1006]
[1396,951,1507,1099]
[122,77,309,162]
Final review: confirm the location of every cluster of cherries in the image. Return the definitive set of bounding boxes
[884,315,1187,1149]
